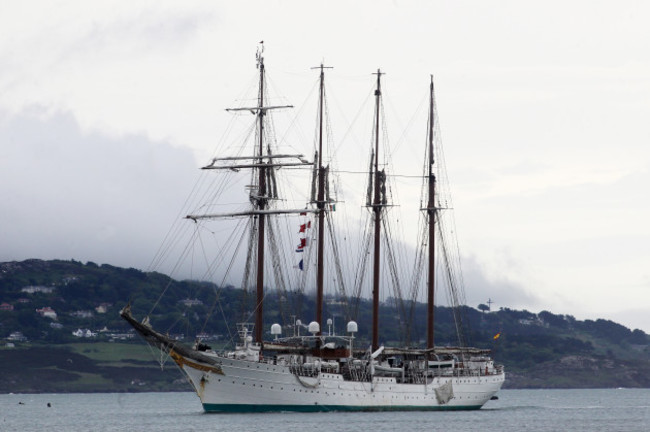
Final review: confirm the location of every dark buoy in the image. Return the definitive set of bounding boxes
[47,402,51,407]
[18,402,24,405]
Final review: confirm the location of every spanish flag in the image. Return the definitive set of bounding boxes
[493,332,501,340]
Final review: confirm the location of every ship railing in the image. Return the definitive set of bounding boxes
[448,366,503,377]
[289,362,319,378]
[341,361,371,382]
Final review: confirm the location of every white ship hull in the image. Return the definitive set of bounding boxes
[171,351,505,412]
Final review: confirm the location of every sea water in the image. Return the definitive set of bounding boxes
[1,389,648,432]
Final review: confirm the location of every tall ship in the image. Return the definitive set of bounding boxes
[121,46,505,412]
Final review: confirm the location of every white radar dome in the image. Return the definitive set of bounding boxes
[308,321,320,334]
[347,321,358,333]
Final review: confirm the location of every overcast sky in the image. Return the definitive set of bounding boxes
[1,1,649,332]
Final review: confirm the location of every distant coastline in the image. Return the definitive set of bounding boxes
[1,259,649,393]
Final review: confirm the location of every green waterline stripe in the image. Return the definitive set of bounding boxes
[202,403,482,413]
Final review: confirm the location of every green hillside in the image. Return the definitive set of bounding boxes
[1,259,649,392]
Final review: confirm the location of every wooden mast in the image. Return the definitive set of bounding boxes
[426,76,437,350]
[255,51,267,344]
[186,46,306,344]
[314,63,332,335]
[372,69,384,352]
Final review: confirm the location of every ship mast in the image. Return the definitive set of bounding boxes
[371,69,384,352]
[426,76,437,350]
[254,52,267,344]
[313,63,332,335]
[184,46,312,345]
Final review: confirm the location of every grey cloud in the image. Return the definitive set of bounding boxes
[460,254,543,311]
[0,108,198,270]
